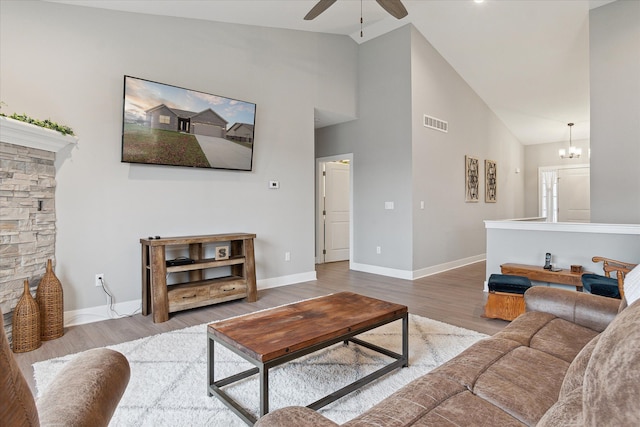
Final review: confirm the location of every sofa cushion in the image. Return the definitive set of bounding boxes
[559,334,600,399]
[494,311,599,363]
[536,388,583,427]
[583,300,640,426]
[342,374,468,427]
[429,337,521,387]
[342,373,527,427]
[524,287,619,332]
[528,318,599,363]
[409,391,524,427]
[473,346,569,425]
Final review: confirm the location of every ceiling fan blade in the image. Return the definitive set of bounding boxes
[376,0,408,19]
[304,0,338,20]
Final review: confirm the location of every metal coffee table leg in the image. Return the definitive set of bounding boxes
[208,313,408,426]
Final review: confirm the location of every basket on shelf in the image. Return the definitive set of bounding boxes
[36,259,64,341]
[12,280,41,353]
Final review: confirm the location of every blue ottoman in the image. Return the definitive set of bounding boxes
[581,273,621,299]
[488,274,532,294]
[484,274,532,321]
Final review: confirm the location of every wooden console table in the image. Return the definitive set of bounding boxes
[500,263,589,291]
[141,233,257,323]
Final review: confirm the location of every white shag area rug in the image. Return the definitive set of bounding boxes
[33,314,488,426]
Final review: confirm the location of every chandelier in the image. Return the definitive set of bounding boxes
[559,122,581,159]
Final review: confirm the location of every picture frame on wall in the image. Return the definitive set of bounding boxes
[465,155,479,202]
[485,159,497,203]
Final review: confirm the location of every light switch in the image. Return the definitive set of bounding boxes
[385,201,394,210]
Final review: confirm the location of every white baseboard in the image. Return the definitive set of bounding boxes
[412,254,486,280]
[257,271,317,289]
[352,254,486,281]
[63,271,318,326]
[64,299,142,327]
[64,258,485,326]
[350,262,413,280]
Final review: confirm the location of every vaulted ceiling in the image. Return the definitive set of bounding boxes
[45,0,615,145]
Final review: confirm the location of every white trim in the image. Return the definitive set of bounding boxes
[64,271,318,326]
[352,255,486,280]
[64,299,142,327]
[257,271,317,289]
[0,116,78,152]
[315,153,354,267]
[412,255,486,280]
[484,220,640,235]
[350,262,413,280]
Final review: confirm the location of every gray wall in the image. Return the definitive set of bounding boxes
[410,27,524,271]
[589,0,640,223]
[317,25,525,274]
[0,1,357,312]
[317,26,414,270]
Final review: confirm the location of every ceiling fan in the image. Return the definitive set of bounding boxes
[304,0,408,21]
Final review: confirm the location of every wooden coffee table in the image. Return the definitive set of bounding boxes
[207,292,408,425]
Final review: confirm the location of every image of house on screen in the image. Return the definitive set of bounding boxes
[226,123,255,143]
[146,104,228,138]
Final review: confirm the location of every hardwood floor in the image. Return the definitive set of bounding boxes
[14,260,508,393]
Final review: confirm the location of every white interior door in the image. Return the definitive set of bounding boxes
[558,167,590,222]
[323,161,350,262]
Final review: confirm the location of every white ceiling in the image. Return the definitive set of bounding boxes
[45,0,616,145]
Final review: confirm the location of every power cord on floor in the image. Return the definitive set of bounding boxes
[98,276,141,319]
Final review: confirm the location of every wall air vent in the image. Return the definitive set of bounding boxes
[423,114,448,133]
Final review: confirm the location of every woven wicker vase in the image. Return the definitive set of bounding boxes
[36,259,64,341]
[12,280,41,353]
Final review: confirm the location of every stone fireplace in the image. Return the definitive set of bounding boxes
[0,116,76,341]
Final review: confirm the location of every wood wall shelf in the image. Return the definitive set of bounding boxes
[140,233,257,323]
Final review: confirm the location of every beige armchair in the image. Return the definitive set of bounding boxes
[0,309,130,426]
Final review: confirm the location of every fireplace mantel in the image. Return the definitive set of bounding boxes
[0,116,78,152]
[1,115,77,343]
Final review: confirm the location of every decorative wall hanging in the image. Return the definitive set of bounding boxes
[465,155,479,202]
[485,159,497,203]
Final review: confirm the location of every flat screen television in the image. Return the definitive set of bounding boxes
[121,75,256,171]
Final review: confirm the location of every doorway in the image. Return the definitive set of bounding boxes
[316,154,353,265]
[539,164,590,222]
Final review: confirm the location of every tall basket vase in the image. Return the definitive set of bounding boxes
[36,259,64,341]
[12,280,41,353]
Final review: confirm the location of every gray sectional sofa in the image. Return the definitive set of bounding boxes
[256,287,640,426]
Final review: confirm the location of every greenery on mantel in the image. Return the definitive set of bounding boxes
[0,102,75,136]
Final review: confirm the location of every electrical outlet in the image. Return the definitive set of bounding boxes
[95,273,104,287]
[285,252,291,261]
